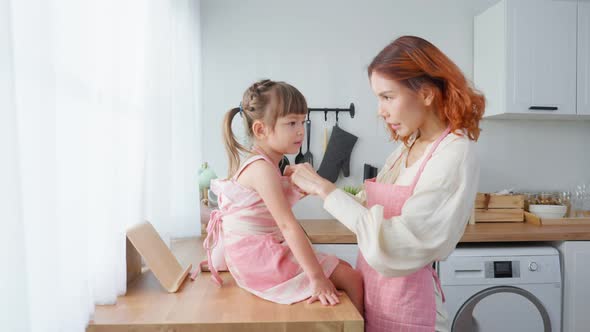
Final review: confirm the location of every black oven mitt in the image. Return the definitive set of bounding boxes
[317,126,358,183]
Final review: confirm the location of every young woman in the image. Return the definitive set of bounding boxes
[286,36,485,331]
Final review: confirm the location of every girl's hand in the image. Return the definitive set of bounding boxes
[284,163,336,199]
[307,276,342,306]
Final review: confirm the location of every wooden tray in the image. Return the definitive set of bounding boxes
[475,209,524,223]
[475,193,524,209]
[472,193,525,223]
[525,211,590,226]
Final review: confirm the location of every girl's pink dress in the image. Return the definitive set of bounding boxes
[200,150,339,304]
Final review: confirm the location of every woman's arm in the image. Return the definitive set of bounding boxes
[240,160,340,305]
[327,139,478,277]
[289,138,479,277]
[287,145,403,201]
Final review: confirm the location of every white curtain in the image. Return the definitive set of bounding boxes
[0,0,201,331]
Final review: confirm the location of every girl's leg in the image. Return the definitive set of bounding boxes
[330,260,364,314]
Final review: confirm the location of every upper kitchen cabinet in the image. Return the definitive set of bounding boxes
[579,1,590,115]
[475,0,582,119]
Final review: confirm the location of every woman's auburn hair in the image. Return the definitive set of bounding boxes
[368,35,485,144]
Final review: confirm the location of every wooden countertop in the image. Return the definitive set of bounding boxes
[87,219,590,331]
[87,238,363,332]
[299,219,590,244]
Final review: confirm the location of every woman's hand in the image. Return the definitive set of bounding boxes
[307,276,342,306]
[284,163,336,199]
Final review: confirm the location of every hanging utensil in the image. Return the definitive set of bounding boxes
[295,134,305,164]
[323,111,329,153]
[303,111,314,166]
[294,146,304,164]
[278,155,290,175]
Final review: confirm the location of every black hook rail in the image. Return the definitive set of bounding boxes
[308,103,355,122]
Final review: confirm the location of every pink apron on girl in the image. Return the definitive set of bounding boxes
[358,127,450,332]
[194,148,339,305]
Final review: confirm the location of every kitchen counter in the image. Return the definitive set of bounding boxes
[87,219,590,331]
[87,238,363,332]
[300,219,590,244]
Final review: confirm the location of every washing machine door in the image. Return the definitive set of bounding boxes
[452,286,551,332]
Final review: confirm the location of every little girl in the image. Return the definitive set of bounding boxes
[198,79,363,311]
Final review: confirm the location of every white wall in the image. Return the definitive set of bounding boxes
[200,0,590,219]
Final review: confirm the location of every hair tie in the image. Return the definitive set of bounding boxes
[238,103,243,117]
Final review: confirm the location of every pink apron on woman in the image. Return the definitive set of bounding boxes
[193,148,339,305]
[358,127,450,332]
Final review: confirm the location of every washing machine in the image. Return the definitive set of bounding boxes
[438,245,562,332]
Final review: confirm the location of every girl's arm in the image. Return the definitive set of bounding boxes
[239,160,341,306]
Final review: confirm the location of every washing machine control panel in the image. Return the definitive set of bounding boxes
[439,248,561,286]
[485,260,521,278]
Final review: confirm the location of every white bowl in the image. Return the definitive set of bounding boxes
[529,204,567,219]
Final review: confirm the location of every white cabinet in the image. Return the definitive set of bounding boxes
[555,241,590,332]
[579,2,590,115]
[474,0,580,118]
